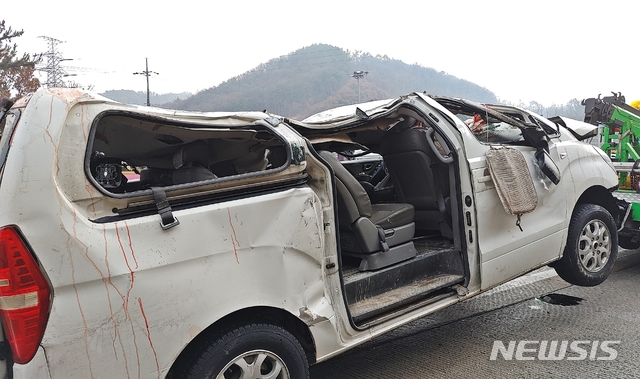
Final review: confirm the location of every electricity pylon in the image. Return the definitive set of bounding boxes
[37,36,75,88]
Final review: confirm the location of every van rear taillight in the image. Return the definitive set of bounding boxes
[0,226,51,364]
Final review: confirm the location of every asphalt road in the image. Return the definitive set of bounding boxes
[311,249,640,379]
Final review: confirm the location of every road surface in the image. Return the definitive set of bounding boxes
[311,249,640,378]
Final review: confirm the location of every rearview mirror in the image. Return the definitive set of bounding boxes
[535,150,560,185]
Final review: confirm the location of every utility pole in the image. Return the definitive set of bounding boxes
[351,70,368,103]
[37,36,76,88]
[133,58,159,106]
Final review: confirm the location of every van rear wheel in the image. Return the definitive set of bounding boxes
[187,323,309,379]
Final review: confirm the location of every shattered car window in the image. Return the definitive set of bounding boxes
[457,113,525,144]
[86,113,289,195]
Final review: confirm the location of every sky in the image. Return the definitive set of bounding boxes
[5,0,640,106]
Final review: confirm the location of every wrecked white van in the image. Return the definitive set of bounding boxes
[0,89,620,378]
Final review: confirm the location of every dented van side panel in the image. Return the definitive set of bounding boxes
[0,89,339,378]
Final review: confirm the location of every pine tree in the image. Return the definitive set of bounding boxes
[0,20,41,99]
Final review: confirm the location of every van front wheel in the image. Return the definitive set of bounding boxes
[554,203,617,287]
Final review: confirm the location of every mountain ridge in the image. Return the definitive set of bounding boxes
[99,44,586,121]
[155,44,498,119]
[101,44,587,121]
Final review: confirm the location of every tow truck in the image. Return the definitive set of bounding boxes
[582,92,640,248]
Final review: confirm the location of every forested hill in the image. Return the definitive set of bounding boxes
[163,44,498,119]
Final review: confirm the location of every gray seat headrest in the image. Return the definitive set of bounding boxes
[173,140,211,169]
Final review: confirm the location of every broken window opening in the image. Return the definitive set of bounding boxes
[86,113,290,196]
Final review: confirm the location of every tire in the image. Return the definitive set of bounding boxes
[554,203,618,287]
[187,323,310,379]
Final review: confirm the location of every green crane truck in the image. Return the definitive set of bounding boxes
[582,92,640,248]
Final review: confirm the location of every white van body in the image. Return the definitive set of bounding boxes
[0,89,619,378]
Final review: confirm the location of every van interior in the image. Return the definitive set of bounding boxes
[302,106,468,327]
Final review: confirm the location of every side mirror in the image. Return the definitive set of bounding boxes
[535,150,560,185]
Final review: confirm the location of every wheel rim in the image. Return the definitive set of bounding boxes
[577,219,611,273]
[217,349,290,379]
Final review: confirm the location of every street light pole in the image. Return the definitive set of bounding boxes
[145,58,150,106]
[351,70,368,103]
[133,58,159,106]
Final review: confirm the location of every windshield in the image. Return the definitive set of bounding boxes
[456,113,524,144]
[431,96,556,146]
